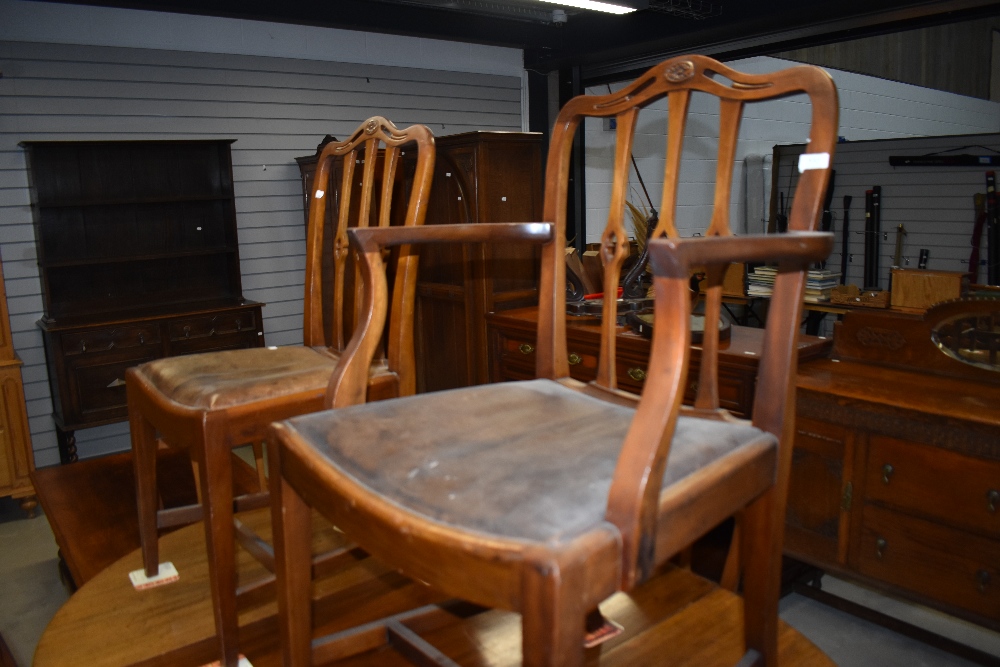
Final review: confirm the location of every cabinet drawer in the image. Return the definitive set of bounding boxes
[685,364,751,417]
[856,504,1000,622]
[615,358,648,394]
[168,310,257,341]
[61,325,160,357]
[497,335,599,383]
[68,348,158,419]
[865,435,1000,537]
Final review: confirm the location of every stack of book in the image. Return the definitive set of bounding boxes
[805,268,841,302]
[746,266,841,302]
[747,265,776,297]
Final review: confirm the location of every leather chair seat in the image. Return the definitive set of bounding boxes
[285,379,774,545]
[135,346,342,410]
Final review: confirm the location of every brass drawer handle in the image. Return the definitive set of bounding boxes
[977,570,991,593]
[518,343,534,355]
[875,537,887,559]
[138,333,144,345]
[627,367,647,382]
[881,464,894,484]
[988,490,999,513]
[183,326,191,338]
[567,353,582,366]
[80,341,86,353]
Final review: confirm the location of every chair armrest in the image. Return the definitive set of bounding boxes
[648,232,833,278]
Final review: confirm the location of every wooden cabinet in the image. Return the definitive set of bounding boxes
[419,132,542,391]
[22,141,264,462]
[486,307,833,418]
[792,303,1000,631]
[0,255,36,514]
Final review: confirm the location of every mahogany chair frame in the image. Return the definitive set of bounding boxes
[271,56,838,666]
[125,117,435,667]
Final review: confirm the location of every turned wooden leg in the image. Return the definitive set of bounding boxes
[19,495,38,518]
[128,392,161,579]
[56,426,77,464]
[251,440,268,491]
[271,441,314,667]
[198,413,240,667]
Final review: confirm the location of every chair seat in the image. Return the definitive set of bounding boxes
[286,379,774,546]
[136,346,343,410]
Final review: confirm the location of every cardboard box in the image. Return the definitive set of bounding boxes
[890,268,967,310]
[696,263,746,297]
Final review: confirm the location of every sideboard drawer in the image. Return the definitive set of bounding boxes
[856,504,1000,621]
[168,310,257,341]
[68,348,159,420]
[61,324,160,357]
[865,435,1000,537]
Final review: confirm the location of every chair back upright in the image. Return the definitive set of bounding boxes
[302,117,435,398]
[537,56,838,585]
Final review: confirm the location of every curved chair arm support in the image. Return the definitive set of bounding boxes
[326,223,556,409]
[606,231,833,586]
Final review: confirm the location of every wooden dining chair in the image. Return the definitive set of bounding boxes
[270,55,838,666]
[125,116,435,667]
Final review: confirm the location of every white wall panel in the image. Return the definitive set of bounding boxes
[584,56,1000,246]
[0,33,523,463]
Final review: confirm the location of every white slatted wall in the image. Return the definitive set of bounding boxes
[0,39,523,464]
[773,133,1000,290]
[584,56,1000,245]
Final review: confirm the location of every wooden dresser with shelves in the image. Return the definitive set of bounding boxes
[790,301,1000,630]
[22,141,264,462]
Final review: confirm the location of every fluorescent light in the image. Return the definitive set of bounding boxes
[536,0,641,14]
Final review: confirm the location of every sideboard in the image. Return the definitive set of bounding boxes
[789,301,999,631]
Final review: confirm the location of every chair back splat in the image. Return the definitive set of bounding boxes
[271,56,838,667]
[304,118,435,401]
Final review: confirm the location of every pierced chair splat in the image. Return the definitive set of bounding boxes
[271,56,838,667]
[125,116,435,667]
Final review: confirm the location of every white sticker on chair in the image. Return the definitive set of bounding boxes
[314,189,325,199]
[797,152,830,172]
[128,561,179,590]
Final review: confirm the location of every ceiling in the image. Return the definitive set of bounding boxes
[30,0,1000,80]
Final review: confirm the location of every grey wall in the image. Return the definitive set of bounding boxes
[0,3,524,464]
[583,56,1000,246]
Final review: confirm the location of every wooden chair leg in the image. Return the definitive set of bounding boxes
[129,402,160,578]
[271,445,314,667]
[720,512,742,592]
[521,552,586,667]
[251,440,268,491]
[740,489,781,666]
[198,414,241,667]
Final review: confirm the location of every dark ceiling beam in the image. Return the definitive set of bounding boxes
[528,0,1000,80]
[31,0,559,49]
